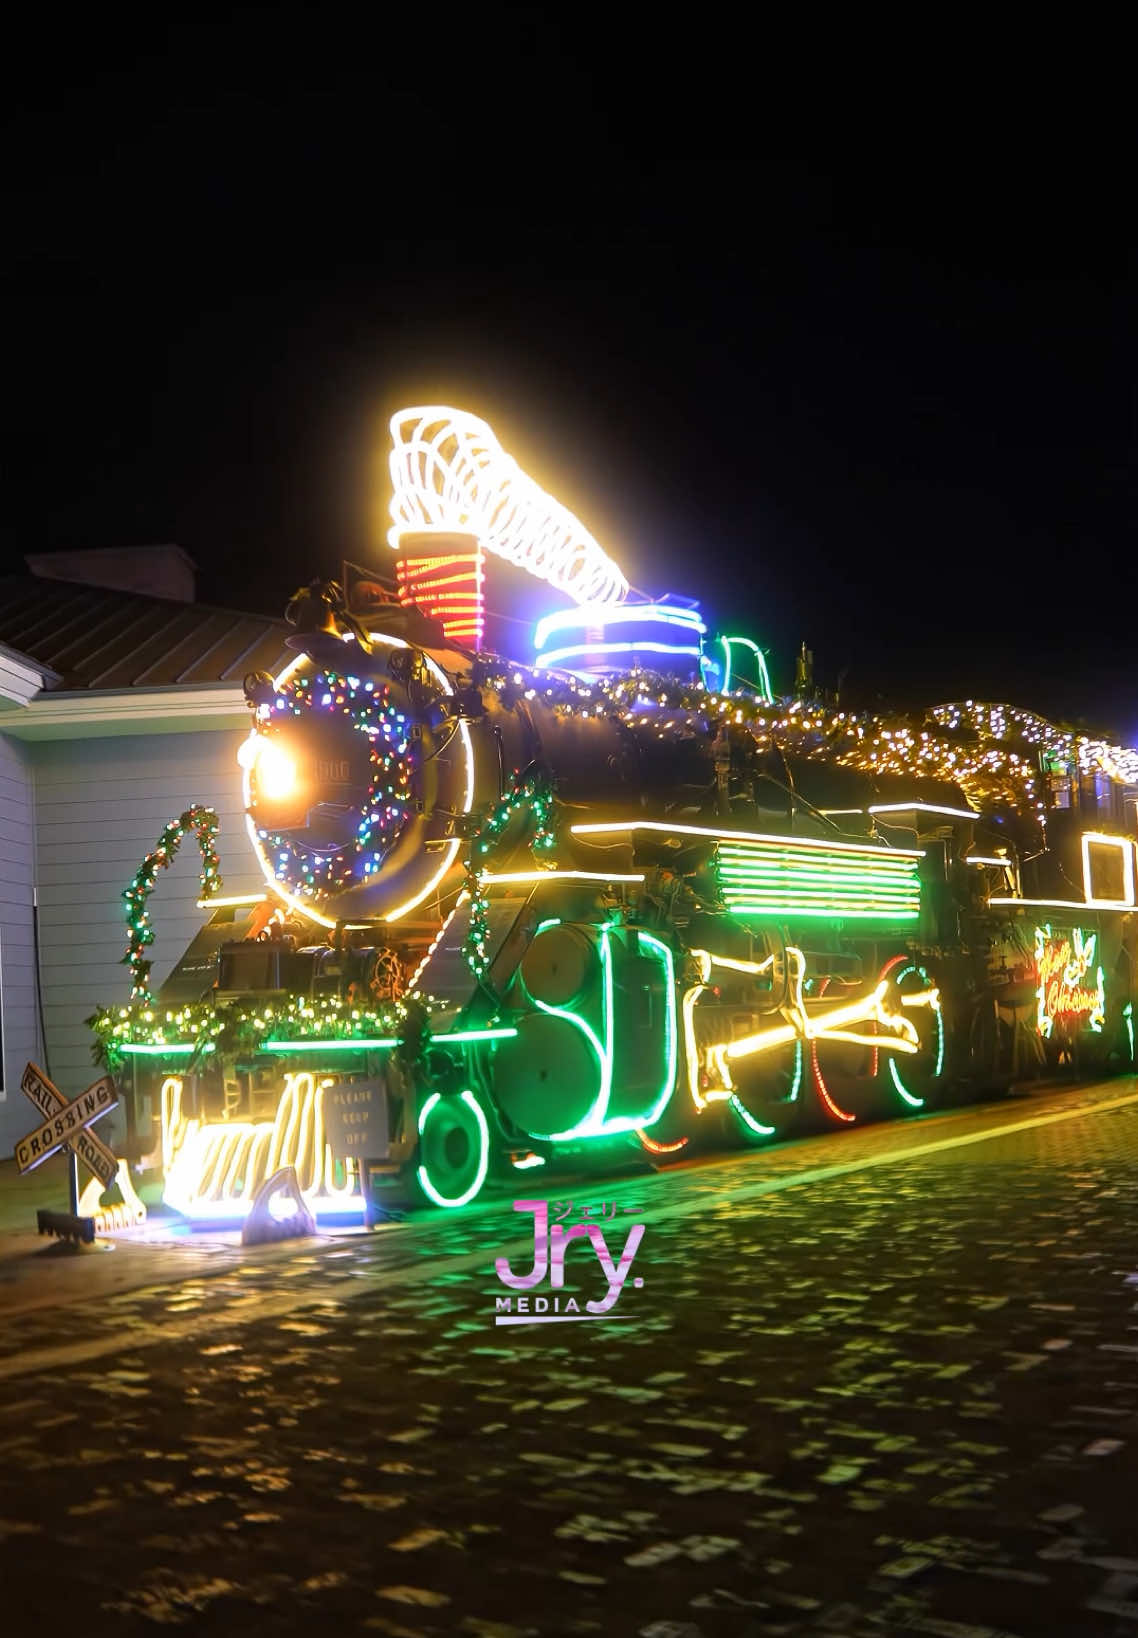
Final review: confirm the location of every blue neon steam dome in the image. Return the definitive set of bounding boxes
[533,598,707,680]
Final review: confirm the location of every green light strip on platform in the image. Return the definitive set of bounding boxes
[120,1027,518,1056]
[118,1042,217,1056]
[261,1026,518,1053]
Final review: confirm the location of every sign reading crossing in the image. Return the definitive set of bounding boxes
[17,1063,119,1191]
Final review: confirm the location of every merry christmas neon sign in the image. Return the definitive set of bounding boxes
[1034,924,1105,1038]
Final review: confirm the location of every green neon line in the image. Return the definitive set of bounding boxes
[717,859,918,882]
[118,1042,216,1056]
[415,1089,490,1209]
[718,844,919,866]
[728,1036,803,1138]
[717,856,918,878]
[721,893,920,911]
[435,1027,518,1043]
[261,1026,517,1053]
[729,1097,775,1137]
[719,635,774,704]
[725,906,920,920]
[262,1037,399,1052]
[717,877,918,900]
[621,932,678,1133]
[727,891,923,904]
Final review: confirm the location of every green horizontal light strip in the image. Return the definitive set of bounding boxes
[262,1026,519,1053]
[727,884,923,910]
[122,1027,518,1056]
[717,839,920,921]
[717,869,917,895]
[119,1042,217,1056]
[718,852,919,879]
[261,1038,398,1052]
[718,848,919,872]
[725,904,920,920]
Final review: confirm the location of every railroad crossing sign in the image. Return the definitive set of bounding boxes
[16,1063,119,1190]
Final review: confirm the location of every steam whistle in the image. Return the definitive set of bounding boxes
[795,641,814,696]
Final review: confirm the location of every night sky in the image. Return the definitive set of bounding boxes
[3,22,1134,736]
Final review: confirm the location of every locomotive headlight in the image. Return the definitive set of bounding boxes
[256,743,297,800]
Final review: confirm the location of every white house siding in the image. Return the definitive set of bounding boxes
[0,733,40,1153]
[30,730,265,1119]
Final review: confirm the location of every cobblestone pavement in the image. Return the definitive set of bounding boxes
[3,1080,1138,1636]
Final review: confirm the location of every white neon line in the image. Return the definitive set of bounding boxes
[196,894,267,908]
[571,820,924,859]
[869,803,978,819]
[1081,830,1136,908]
[480,869,645,885]
[494,1311,630,1326]
[988,896,1132,910]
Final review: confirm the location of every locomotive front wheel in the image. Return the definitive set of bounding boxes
[412,1089,492,1209]
[876,958,948,1112]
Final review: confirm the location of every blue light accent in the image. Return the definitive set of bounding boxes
[534,601,706,650]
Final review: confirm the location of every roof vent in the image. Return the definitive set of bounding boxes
[25,546,197,603]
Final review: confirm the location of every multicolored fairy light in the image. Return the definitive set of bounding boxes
[253,669,415,900]
[464,772,559,980]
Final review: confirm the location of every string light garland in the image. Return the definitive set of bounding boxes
[478,658,1138,839]
[88,990,442,1071]
[255,669,415,900]
[122,807,221,1004]
[464,771,559,979]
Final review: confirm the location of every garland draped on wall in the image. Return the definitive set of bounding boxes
[123,807,222,1003]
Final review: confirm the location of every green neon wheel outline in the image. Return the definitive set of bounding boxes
[522,924,679,1142]
[880,960,945,1111]
[415,1089,491,1208]
[631,932,679,1133]
[728,1039,804,1142]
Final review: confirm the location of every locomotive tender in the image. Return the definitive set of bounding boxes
[97,408,1138,1221]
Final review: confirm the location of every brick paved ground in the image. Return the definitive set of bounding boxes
[2,1080,1138,1636]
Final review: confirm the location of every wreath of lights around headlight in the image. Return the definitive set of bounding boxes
[254,668,415,900]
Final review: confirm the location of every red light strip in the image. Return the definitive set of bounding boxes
[637,1130,689,1155]
[811,977,856,1122]
[396,550,485,648]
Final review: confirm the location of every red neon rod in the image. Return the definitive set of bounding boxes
[637,1130,689,1154]
[811,977,856,1122]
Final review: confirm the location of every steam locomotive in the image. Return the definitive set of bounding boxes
[105,412,1138,1221]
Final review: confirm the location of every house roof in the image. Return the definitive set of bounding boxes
[0,575,294,691]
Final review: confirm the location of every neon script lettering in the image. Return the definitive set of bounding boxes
[495,1199,645,1319]
[1034,925,1106,1038]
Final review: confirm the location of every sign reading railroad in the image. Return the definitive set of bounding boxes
[17,1063,119,1189]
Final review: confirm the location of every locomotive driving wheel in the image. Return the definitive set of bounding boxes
[725,1040,805,1145]
[876,956,949,1112]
